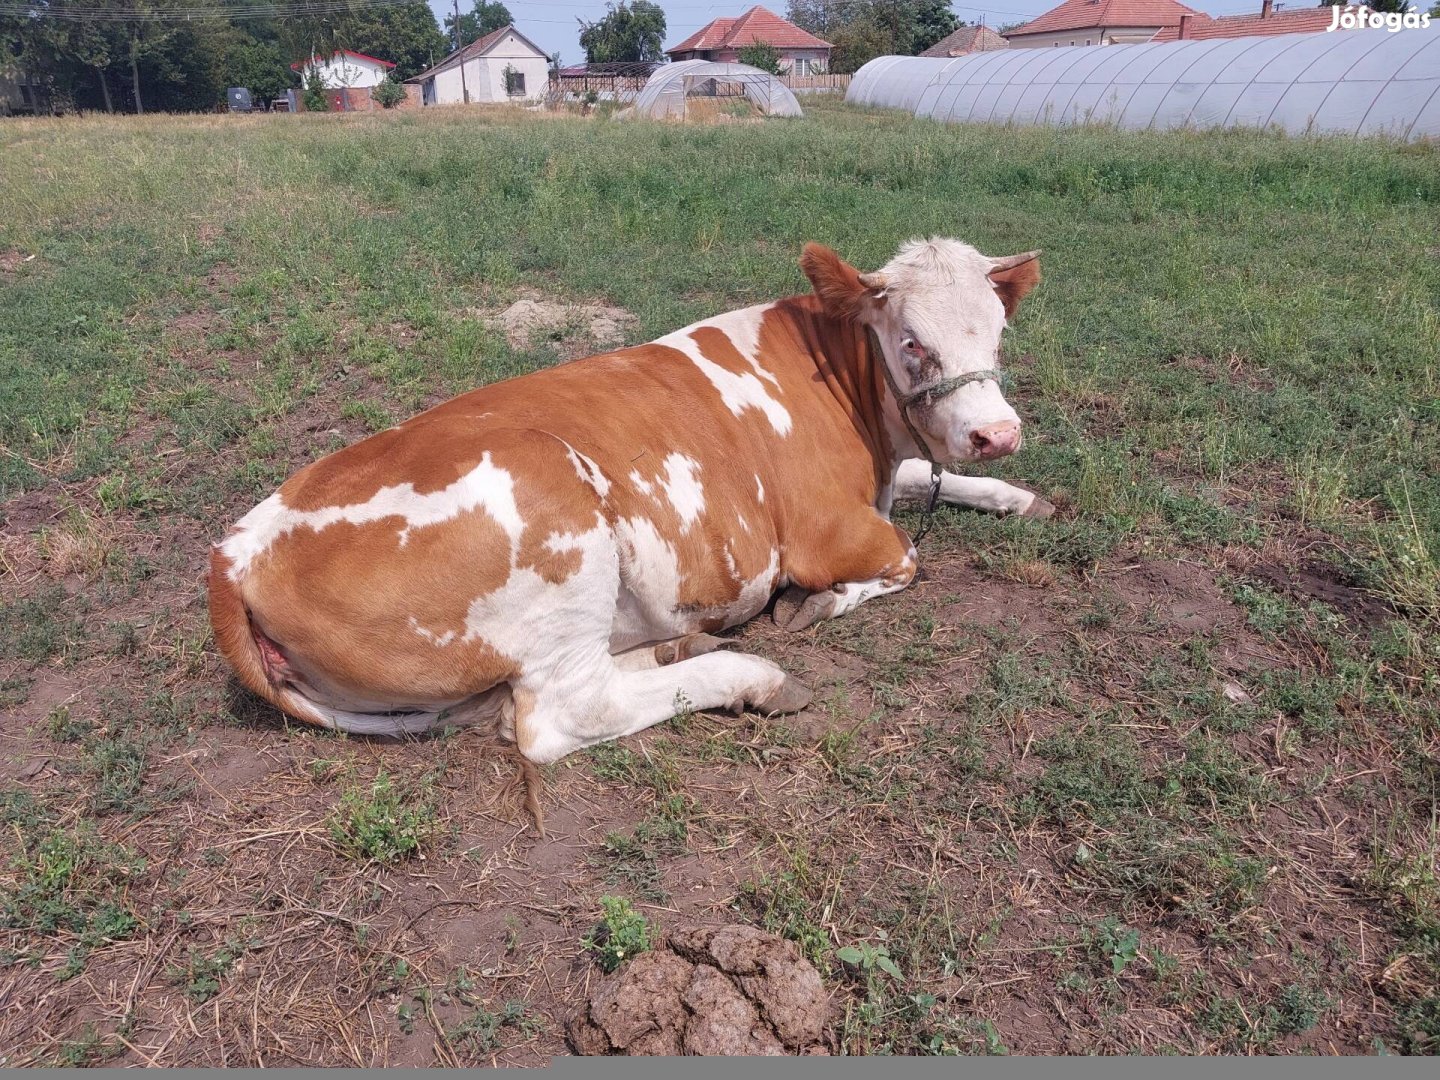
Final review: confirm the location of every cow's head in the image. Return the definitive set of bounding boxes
[801,238,1040,465]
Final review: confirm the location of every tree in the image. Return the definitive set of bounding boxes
[443,1,512,49]
[911,0,960,53]
[577,1,667,64]
[787,0,961,71]
[737,42,783,74]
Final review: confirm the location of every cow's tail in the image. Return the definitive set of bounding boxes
[206,546,449,737]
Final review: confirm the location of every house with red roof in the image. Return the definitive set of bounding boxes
[1150,0,1336,42]
[1003,0,1204,48]
[290,50,397,90]
[667,6,832,76]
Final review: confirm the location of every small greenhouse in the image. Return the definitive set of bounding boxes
[846,30,1440,142]
[627,60,804,120]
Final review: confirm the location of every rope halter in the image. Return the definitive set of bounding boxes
[865,326,1005,544]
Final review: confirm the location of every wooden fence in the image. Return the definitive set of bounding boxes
[778,73,852,93]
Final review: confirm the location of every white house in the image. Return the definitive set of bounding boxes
[290,49,397,89]
[406,25,549,106]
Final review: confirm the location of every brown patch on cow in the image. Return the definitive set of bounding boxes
[567,924,829,1056]
[244,506,519,706]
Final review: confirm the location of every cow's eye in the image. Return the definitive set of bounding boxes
[901,337,926,358]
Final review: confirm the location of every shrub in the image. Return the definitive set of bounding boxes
[372,78,407,110]
[737,43,782,75]
[302,68,329,112]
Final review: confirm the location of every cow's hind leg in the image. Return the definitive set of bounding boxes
[514,651,810,765]
[894,458,1054,519]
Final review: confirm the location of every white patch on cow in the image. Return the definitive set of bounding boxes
[629,470,654,496]
[408,616,455,648]
[220,453,525,577]
[736,515,750,534]
[736,548,781,615]
[656,304,792,436]
[755,475,765,503]
[562,443,611,500]
[659,453,704,531]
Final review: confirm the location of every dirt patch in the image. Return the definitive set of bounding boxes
[567,924,829,1055]
[1170,352,1276,393]
[0,249,36,275]
[1242,556,1391,626]
[485,292,637,358]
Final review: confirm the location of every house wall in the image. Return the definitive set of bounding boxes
[424,31,548,105]
[306,54,391,89]
[1007,26,1164,48]
[475,32,549,101]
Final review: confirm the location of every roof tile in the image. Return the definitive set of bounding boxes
[667,7,831,55]
[1006,0,1203,37]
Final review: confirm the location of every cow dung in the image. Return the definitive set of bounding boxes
[567,924,831,1056]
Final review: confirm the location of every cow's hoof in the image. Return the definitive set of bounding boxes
[772,585,810,629]
[754,675,813,715]
[774,587,834,632]
[1020,493,1057,520]
[655,633,731,665]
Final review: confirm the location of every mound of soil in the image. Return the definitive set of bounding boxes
[487,293,636,355]
[567,924,830,1056]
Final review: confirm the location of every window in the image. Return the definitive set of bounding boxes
[1086,38,1092,46]
[505,69,525,97]
[1070,39,1076,46]
[793,58,810,77]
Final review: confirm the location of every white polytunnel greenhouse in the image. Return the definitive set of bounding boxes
[846,30,1440,141]
[627,60,804,120]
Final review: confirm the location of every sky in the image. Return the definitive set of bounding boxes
[424,0,1289,68]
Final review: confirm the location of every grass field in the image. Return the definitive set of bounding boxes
[1,98,1438,1062]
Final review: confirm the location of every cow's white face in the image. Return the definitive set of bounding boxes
[802,238,1041,466]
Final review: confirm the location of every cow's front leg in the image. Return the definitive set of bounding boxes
[773,514,917,632]
[894,458,1054,519]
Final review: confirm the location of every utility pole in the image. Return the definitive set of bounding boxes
[453,0,471,103]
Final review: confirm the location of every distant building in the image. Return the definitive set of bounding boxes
[919,25,1010,58]
[290,50,397,90]
[667,6,833,76]
[1003,0,1205,48]
[406,25,549,105]
[1150,1,1336,42]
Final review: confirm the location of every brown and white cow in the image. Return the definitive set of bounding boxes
[209,238,1046,768]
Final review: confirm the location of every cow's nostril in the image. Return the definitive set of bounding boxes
[970,422,1021,458]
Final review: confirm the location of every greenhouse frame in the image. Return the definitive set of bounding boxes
[845,30,1440,141]
[627,61,805,120]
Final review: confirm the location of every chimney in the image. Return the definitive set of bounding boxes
[1261,0,1272,16]
[1178,13,1193,38]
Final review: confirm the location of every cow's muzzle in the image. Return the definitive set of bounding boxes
[968,420,1022,460]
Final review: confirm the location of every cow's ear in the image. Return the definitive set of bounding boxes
[801,243,885,321]
[987,251,1042,318]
